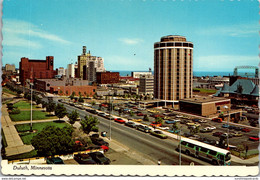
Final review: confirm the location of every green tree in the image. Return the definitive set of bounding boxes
[46,102,56,115]
[17,89,22,97]
[7,103,14,111]
[155,117,163,125]
[171,123,179,130]
[36,97,42,105]
[236,145,245,158]
[59,90,63,95]
[80,115,99,134]
[91,101,96,106]
[68,110,79,126]
[78,95,84,103]
[31,125,74,157]
[143,114,149,121]
[66,90,69,96]
[118,108,123,116]
[69,91,76,100]
[129,111,134,117]
[55,104,67,121]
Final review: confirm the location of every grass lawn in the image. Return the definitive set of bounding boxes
[2,87,17,96]
[193,88,217,94]
[10,110,57,121]
[15,122,70,145]
[13,101,38,109]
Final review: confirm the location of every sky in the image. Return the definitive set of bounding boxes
[1,0,259,72]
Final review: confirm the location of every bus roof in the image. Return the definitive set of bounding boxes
[181,137,230,155]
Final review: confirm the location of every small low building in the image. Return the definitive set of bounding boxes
[179,96,231,117]
[50,85,96,97]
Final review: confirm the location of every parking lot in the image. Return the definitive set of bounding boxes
[62,99,259,156]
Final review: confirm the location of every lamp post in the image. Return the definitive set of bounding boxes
[30,83,33,131]
[109,92,113,140]
[224,105,229,149]
[178,127,182,166]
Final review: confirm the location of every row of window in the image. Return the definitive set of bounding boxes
[181,141,218,156]
[154,43,194,48]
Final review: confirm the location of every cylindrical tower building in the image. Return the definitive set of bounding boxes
[154,35,193,101]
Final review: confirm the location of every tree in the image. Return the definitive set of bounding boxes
[36,97,42,106]
[46,102,56,115]
[80,115,99,134]
[59,90,63,95]
[129,111,134,117]
[31,125,74,157]
[91,101,96,106]
[68,110,79,126]
[171,123,179,130]
[66,90,69,96]
[7,103,14,111]
[55,104,67,121]
[69,91,76,100]
[143,114,149,121]
[118,108,123,116]
[155,117,163,125]
[17,89,22,97]
[41,101,47,109]
[78,95,84,103]
[236,145,245,158]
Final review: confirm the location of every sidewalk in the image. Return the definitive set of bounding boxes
[1,104,34,156]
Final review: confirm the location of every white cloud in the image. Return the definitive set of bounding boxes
[118,38,144,45]
[2,19,70,49]
[195,55,259,71]
[199,22,259,37]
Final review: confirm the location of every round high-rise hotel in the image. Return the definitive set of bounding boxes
[154,35,193,101]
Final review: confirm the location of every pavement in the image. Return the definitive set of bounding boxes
[1,103,34,156]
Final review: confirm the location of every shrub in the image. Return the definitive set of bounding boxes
[10,108,21,114]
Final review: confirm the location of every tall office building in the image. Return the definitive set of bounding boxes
[77,46,105,78]
[67,63,75,78]
[154,35,193,101]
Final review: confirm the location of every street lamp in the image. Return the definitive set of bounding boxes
[178,126,182,166]
[224,105,229,149]
[109,92,113,140]
[29,82,33,131]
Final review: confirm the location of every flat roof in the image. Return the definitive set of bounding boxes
[179,96,230,104]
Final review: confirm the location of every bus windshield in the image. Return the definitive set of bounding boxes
[225,153,231,161]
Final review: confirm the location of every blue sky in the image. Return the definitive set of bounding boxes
[2,0,259,72]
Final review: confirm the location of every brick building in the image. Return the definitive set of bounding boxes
[50,85,96,97]
[96,72,120,84]
[19,56,56,86]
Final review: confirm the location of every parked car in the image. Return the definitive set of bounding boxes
[242,128,251,132]
[213,132,223,137]
[222,124,229,128]
[132,118,142,122]
[85,145,104,152]
[230,132,243,137]
[234,126,243,131]
[136,125,151,133]
[221,133,233,138]
[91,137,109,147]
[165,120,177,124]
[150,130,167,139]
[212,118,222,123]
[150,121,162,127]
[192,118,200,122]
[137,113,145,116]
[228,125,236,130]
[207,126,216,130]
[46,157,64,164]
[198,119,207,123]
[183,132,192,137]
[189,134,200,140]
[88,152,111,165]
[176,115,183,118]
[157,126,170,130]
[74,153,97,164]
[114,118,126,123]
[125,121,136,128]
[168,129,180,134]
[249,136,259,141]
[200,128,213,133]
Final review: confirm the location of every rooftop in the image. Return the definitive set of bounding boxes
[179,96,229,104]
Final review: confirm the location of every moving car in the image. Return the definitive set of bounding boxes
[74,153,97,164]
[157,126,170,130]
[88,152,111,165]
[222,124,229,128]
[168,129,180,134]
[249,136,259,141]
[136,125,151,133]
[125,121,136,128]
[150,130,167,139]
[114,118,126,123]
[46,157,64,164]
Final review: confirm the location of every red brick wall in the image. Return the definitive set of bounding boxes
[50,85,97,97]
[19,56,56,85]
[96,72,119,84]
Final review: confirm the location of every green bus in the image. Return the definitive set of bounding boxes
[179,137,231,165]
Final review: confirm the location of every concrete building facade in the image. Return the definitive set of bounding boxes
[5,64,16,73]
[67,63,75,78]
[139,75,154,95]
[77,46,105,79]
[154,35,193,101]
[19,56,57,86]
[131,71,152,78]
